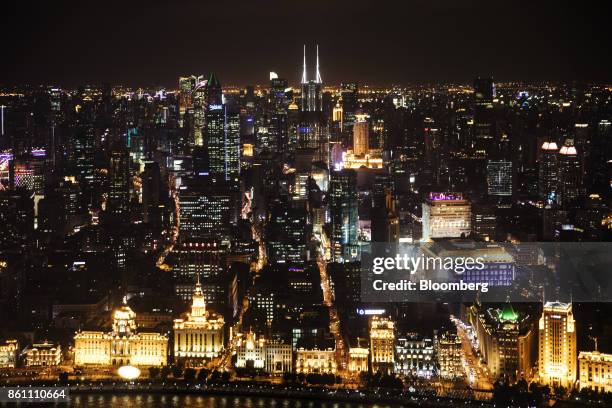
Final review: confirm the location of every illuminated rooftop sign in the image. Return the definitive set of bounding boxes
[428,192,463,201]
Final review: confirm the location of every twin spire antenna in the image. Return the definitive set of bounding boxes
[301,44,322,84]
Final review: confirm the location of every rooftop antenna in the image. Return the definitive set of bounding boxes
[316,44,322,84]
[0,105,5,136]
[301,44,307,84]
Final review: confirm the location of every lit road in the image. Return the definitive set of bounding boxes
[252,219,267,274]
[217,215,265,372]
[314,231,346,371]
[452,317,493,392]
[156,190,179,267]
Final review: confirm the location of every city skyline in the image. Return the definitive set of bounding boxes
[1,5,611,404]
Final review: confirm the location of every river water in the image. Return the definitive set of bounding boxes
[15,394,402,408]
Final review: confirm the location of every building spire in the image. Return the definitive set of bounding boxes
[195,273,202,295]
[301,44,307,84]
[315,44,322,84]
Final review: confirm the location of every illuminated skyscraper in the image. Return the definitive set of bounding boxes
[341,83,358,137]
[204,74,240,181]
[268,75,289,153]
[296,120,329,165]
[205,98,224,171]
[329,169,358,262]
[266,200,310,266]
[538,301,576,389]
[300,45,323,112]
[179,75,204,118]
[558,139,582,206]
[192,80,208,147]
[74,124,95,184]
[332,102,343,126]
[178,175,236,244]
[538,141,559,202]
[107,143,131,217]
[352,113,369,156]
[297,45,329,165]
[473,76,495,157]
[224,106,241,179]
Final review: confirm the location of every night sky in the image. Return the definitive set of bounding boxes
[2,0,611,87]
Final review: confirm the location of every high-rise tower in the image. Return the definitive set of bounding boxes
[300,45,323,112]
[352,113,369,156]
[538,141,559,202]
[297,45,329,165]
[204,73,240,180]
[538,301,576,389]
[558,139,582,206]
[108,143,131,217]
[473,76,495,157]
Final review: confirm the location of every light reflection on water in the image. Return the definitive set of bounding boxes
[63,394,399,408]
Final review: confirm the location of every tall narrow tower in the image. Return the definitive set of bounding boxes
[558,139,582,206]
[539,141,559,202]
[300,45,323,112]
[538,301,576,389]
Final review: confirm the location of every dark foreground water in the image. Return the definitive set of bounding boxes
[72,395,399,408]
[3,394,402,408]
